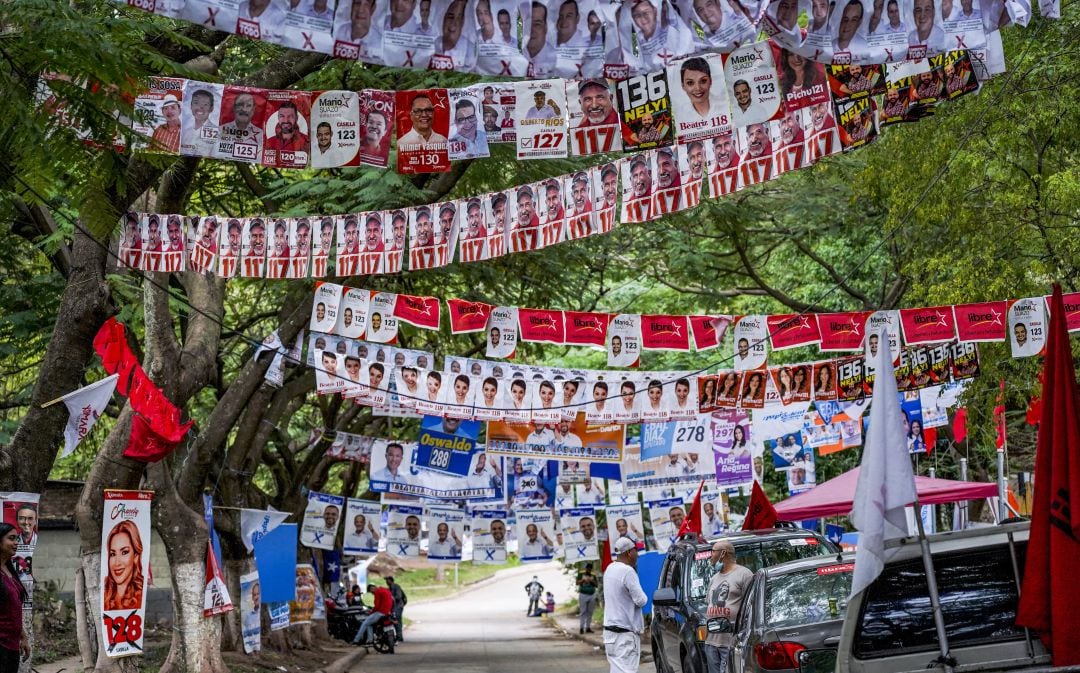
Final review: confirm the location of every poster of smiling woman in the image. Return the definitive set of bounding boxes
[100,490,153,658]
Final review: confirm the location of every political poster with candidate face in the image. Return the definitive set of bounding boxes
[836,355,866,400]
[310,90,361,168]
[774,48,831,112]
[724,42,783,129]
[486,306,519,359]
[951,341,980,380]
[417,369,448,417]
[261,89,311,169]
[238,217,267,278]
[328,432,374,463]
[186,216,218,274]
[607,314,642,368]
[713,409,753,487]
[737,121,776,187]
[285,217,311,279]
[99,489,153,658]
[367,292,400,344]
[300,491,343,551]
[408,205,450,270]
[706,131,742,197]
[426,0,478,71]
[179,80,223,158]
[621,152,655,223]
[516,508,558,562]
[864,311,901,369]
[331,0,384,62]
[474,0,530,76]
[1,492,39,585]
[472,508,510,564]
[550,0,605,78]
[514,79,569,160]
[239,571,261,654]
[835,95,879,151]
[650,147,687,216]
[669,54,731,144]
[732,315,768,371]
[426,507,466,562]
[288,565,318,625]
[607,374,639,424]
[343,498,383,555]
[280,0,336,52]
[567,78,624,156]
[133,77,184,154]
[647,497,686,552]
[1007,297,1048,357]
[606,503,646,552]
[678,140,707,209]
[310,281,343,334]
[416,415,481,474]
[772,109,809,174]
[677,0,758,51]
[396,88,451,174]
[561,507,600,561]
[448,86,491,160]
[334,286,369,339]
[216,85,267,163]
[386,504,423,559]
[616,71,674,150]
[592,162,620,234]
[487,413,624,462]
[264,217,290,279]
[560,172,595,241]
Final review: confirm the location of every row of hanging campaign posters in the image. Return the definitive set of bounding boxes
[117,0,1026,78]
[124,47,984,174]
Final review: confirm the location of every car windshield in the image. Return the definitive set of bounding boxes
[688,537,834,611]
[765,563,853,629]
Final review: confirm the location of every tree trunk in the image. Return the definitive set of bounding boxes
[156,560,227,673]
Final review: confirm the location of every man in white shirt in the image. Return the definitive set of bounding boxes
[371,442,408,483]
[449,98,488,157]
[525,90,559,120]
[520,523,555,558]
[398,94,448,150]
[428,522,462,558]
[466,451,501,489]
[603,537,648,673]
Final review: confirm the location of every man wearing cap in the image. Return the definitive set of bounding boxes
[604,536,648,672]
[703,540,753,673]
[151,94,182,153]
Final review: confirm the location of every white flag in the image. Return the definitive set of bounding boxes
[60,374,119,458]
[240,508,289,553]
[850,328,917,599]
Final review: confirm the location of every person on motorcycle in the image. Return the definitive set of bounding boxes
[351,584,394,646]
[386,577,407,642]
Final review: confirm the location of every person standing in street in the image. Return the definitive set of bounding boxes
[0,523,30,672]
[525,575,545,616]
[385,577,407,642]
[703,540,754,673]
[576,563,599,634]
[603,537,648,673]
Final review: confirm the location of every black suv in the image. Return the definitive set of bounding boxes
[651,527,841,673]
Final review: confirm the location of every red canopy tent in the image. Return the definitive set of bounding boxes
[774,467,999,520]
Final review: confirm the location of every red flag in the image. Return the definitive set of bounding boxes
[952,407,967,444]
[689,315,730,351]
[742,481,778,531]
[1026,396,1043,425]
[898,306,956,344]
[1017,284,1080,664]
[563,311,611,347]
[393,293,441,330]
[599,538,613,572]
[447,298,492,334]
[1052,292,1080,333]
[126,412,193,462]
[641,315,692,351]
[677,481,705,537]
[994,379,1006,449]
[953,301,1007,342]
[767,314,822,350]
[517,308,565,343]
[93,317,139,394]
[817,311,871,351]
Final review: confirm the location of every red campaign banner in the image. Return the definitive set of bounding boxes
[689,315,731,352]
[564,311,611,347]
[899,306,956,344]
[447,298,492,334]
[640,314,691,351]
[1053,292,1080,333]
[953,301,1007,342]
[817,311,871,351]
[393,293,441,330]
[766,314,822,350]
[517,308,566,344]
[395,89,451,175]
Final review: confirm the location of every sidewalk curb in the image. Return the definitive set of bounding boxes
[546,612,654,663]
[316,647,366,673]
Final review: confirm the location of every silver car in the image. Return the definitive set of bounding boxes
[728,553,856,673]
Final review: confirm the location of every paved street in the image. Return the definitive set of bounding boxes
[351,562,612,672]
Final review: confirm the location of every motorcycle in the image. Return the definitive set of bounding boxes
[325,597,397,654]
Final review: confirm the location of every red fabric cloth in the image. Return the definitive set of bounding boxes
[126,413,193,463]
[599,539,612,573]
[93,317,138,394]
[743,481,778,530]
[677,481,705,537]
[1017,284,1080,664]
[952,407,968,444]
[0,573,23,650]
[372,586,393,615]
[994,379,1007,449]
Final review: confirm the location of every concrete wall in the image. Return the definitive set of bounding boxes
[35,529,175,624]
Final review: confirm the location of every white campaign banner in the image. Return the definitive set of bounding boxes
[240,570,262,654]
[100,489,153,658]
[299,491,343,551]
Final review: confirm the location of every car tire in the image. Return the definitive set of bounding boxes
[682,648,699,673]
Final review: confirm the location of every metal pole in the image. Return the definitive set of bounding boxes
[958,458,968,530]
[913,494,955,673]
[996,449,1007,522]
[928,468,937,534]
